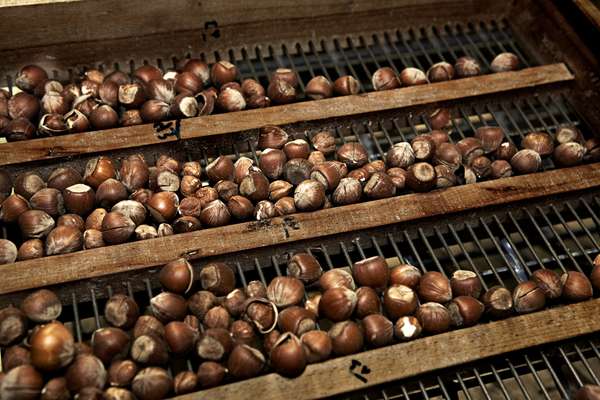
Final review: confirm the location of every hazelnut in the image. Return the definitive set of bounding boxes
[130,334,168,365]
[174,71,203,95]
[283,159,314,186]
[150,292,187,323]
[362,314,394,347]
[418,271,452,303]
[84,157,116,189]
[119,155,149,192]
[73,94,99,117]
[411,135,436,161]
[481,286,513,319]
[206,156,234,183]
[429,130,450,147]
[585,138,600,161]
[257,126,288,150]
[271,68,299,88]
[1,194,30,223]
[450,270,482,298]
[387,142,415,169]
[383,284,417,319]
[574,385,600,400]
[305,76,333,99]
[301,330,332,363]
[448,296,484,327]
[181,59,210,85]
[105,70,130,86]
[287,253,323,284]
[245,280,268,298]
[416,302,451,333]
[187,290,217,320]
[243,298,278,333]
[134,225,156,240]
[531,269,563,299]
[133,65,163,84]
[227,344,265,379]
[267,79,296,104]
[328,320,363,356]
[133,315,165,339]
[389,264,420,288]
[267,276,305,308]
[104,387,135,400]
[83,229,105,249]
[132,367,173,400]
[8,92,40,120]
[194,187,218,208]
[38,113,68,136]
[241,78,266,98]
[217,87,246,111]
[274,196,296,216]
[0,306,28,346]
[41,376,70,400]
[140,100,170,122]
[159,258,194,294]
[309,162,340,191]
[220,288,246,318]
[30,187,65,217]
[351,286,379,318]
[554,142,586,166]
[98,80,119,107]
[57,214,85,231]
[146,191,178,222]
[91,327,130,364]
[214,180,238,201]
[311,131,336,155]
[475,126,504,153]
[227,195,254,220]
[406,162,436,192]
[456,137,484,165]
[118,83,146,108]
[16,65,48,92]
[490,160,513,179]
[427,61,455,82]
[18,210,55,239]
[172,215,201,233]
[197,361,226,388]
[332,177,362,205]
[522,132,554,156]
[513,281,546,313]
[435,165,457,188]
[14,172,46,200]
[101,211,135,244]
[556,126,584,145]
[259,148,287,179]
[17,239,43,261]
[198,199,229,226]
[3,118,36,141]
[270,332,307,377]
[173,371,197,395]
[3,345,31,371]
[269,180,293,201]
[364,172,395,199]
[200,262,236,295]
[319,287,357,322]
[511,149,541,174]
[108,359,138,387]
[491,52,520,72]
[21,288,61,324]
[182,161,202,178]
[65,354,106,393]
[104,294,139,329]
[352,256,389,290]
[320,268,356,290]
[89,104,119,129]
[561,271,593,302]
[112,200,147,226]
[372,67,400,91]
[294,179,326,211]
[64,184,95,216]
[336,142,368,168]
[157,223,173,237]
[95,179,127,208]
[233,157,254,184]
[211,61,238,87]
[164,321,198,355]
[230,320,258,347]
[333,75,360,95]
[394,316,422,341]
[399,67,428,86]
[278,306,316,335]
[455,56,481,77]
[30,321,75,371]
[0,365,44,400]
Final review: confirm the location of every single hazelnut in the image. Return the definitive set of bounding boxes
[336,142,368,168]
[387,142,415,169]
[269,332,307,377]
[311,131,336,155]
[14,172,46,200]
[283,159,314,186]
[388,264,420,288]
[513,281,546,314]
[130,334,169,365]
[41,376,70,400]
[46,225,83,255]
[362,314,394,347]
[133,65,163,85]
[305,76,333,99]
[531,269,563,299]
[173,371,197,395]
[274,196,296,216]
[561,271,593,302]
[118,83,146,108]
[174,71,203,95]
[227,344,265,379]
[287,253,323,284]
[217,87,246,111]
[108,359,138,387]
[456,137,484,165]
[150,292,187,323]
[435,165,457,188]
[146,191,179,222]
[206,155,234,183]
[3,118,36,141]
[475,126,505,153]
[429,130,450,147]
[204,306,233,330]
[522,132,554,156]
[8,92,40,120]
[1,194,30,223]
[16,65,49,92]
[65,354,106,393]
[134,225,156,240]
[131,367,173,400]
[17,239,43,261]
[309,162,341,191]
[511,149,541,174]
[383,284,417,319]
[63,184,95,216]
[57,214,85,231]
[399,67,428,86]
[119,155,149,192]
[243,298,278,333]
[29,188,65,217]
[450,270,482,298]
[91,327,130,364]
[101,211,135,244]
[18,210,55,239]
[84,156,116,189]
[278,306,316,336]
[455,56,481,77]
[320,268,356,290]
[332,177,362,205]
[258,148,286,179]
[199,262,236,295]
[187,290,217,320]
[364,172,395,199]
[241,78,266,99]
[333,75,360,95]
[230,320,258,347]
[98,80,119,107]
[328,321,363,356]
[406,162,436,192]
[394,316,422,341]
[226,195,253,220]
[111,200,146,226]
[448,296,484,327]
[319,287,357,322]
[268,79,296,104]
[352,256,389,290]
[89,104,119,129]
[372,67,400,91]
[159,258,194,294]
[267,276,305,308]
[210,61,238,87]
[267,180,292,202]
[256,126,287,150]
[416,302,451,333]
[157,223,173,237]
[83,229,105,249]
[0,365,44,400]
[418,271,452,303]
[0,306,27,346]
[172,215,201,233]
[30,321,75,371]
[427,61,455,82]
[164,321,198,355]
[411,135,436,161]
[133,316,165,339]
[245,280,267,299]
[481,286,513,319]
[197,361,226,388]
[554,142,586,166]
[140,100,170,122]
[352,286,379,318]
[490,160,513,179]
[293,179,325,211]
[491,52,520,72]
[104,294,139,329]
[301,330,332,363]
[181,59,210,85]
[556,126,584,145]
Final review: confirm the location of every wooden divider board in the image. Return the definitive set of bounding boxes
[173,298,600,399]
[1,163,599,296]
[0,64,572,167]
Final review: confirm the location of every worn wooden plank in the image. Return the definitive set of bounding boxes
[0,64,573,167]
[173,298,600,400]
[574,0,600,30]
[0,163,598,296]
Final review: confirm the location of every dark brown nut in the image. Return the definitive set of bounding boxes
[95,179,127,208]
[573,385,600,400]
[267,180,292,202]
[91,327,130,364]
[287,253,323,284]
[130,334,169,365]
[418,271,452,303]
[240,78,265,99]
[174,71,203,95]
[305,75,333,100]
[364,172,395,199]
[273,197,295,216]
[41,376,69,400]
[311,131,336,155]
[362,314,394,348]
[14,172,46,200]
[389,264,421,288]
[105,70,130,86]
[522,132,554,156]
[226,195,253,220]
[310,162,342,191]
[164,321,198,355]
[491,52,520,72]
[159,258,194,295]
[0,306,27,346]
[108,359,138,387]
[157,223,173,237]
[8,92,40,120]
[471,156,492,178]
[83,229,104,249]
[256,126,287,151]
[450,270,482,298]
[18,210,55,239]
[111,200,146,226]
[428,130,449,148]
[133,65,163,85]
[411,135,436,161]
[481,286,513,318]
[150,292,187,323]
[61,184,95,216]
[146,191,179,222]
[278,306,316,336]
[592,257,600,291]
[531,269,563,299]
[406,162,436,192]
[399,67,428,86]
[197,361,226,388]
[490,160,513,179]
[333,75,360,95]
[72,94,99,118]
[119,109,142,127]
[65,354,107,393]
[353,286,380,318]
[454,56,481,77]
[328,321,364,356]
[29,188,65,217]
[98,80,119,107]
[281,140,309,161]
[585,138,600,162]
[222,289,247,318]
[554,142,586,166]
[132,367,173,400]
[269,332,307,378]
[294,179,326,211]
[416,302,451,333]
[210,61,238,87]
[363,160,385,175]
[383,284,417,319]
[244,280,267,299]
[101,211,135,244]
[319,287,357,322]
[214,180,238,202]
[3,117,36,141]
[456,137,484,165]
[230,320,258,347]
[258,148,286,179]
[271,68,299,88]
[104,294,139,329]
[267,79,296,104]
[320,268,356,291]
[227,344,265,379]
[203,306,232,330]
[84,156,116,189]
[57,214,85,231]
[336,142,368,168]
[17,239,43,261]
[427,61,455,82]
[353,256,389,290]
[394,316,422,341]
[561,271,593,302]
[371,67,400,91]
[139,99,170,123]
[21,288,61,323]
[16,64,48,92]
[495,141,518,161]
[181,161,202,178]
[435,164,457,188]
[332,177,362,205]
[200,262,235,295]
[282,158,312,186]
[475,126,504,153]
[300,330,332,364]
[187,291,217,320]
[0,365,44,400]
[556,126,584,145]
[180,59,210,85]
[448,296,484,327]
[1,194,30,223]
[104,387,135,400]
[199,199,230,226]
[513,281,546,314]
[232,157,253,185]
[132,316,165,340]
[238,170,268,203]
[89,104,119,129]
[243,298,278,334]
[119,83,146,110]
[172,371,197,395]
[511,149,541,174]
[0,170,13,202]
[30,321,75,371]
[267,276,305,308]
[119,155,149,192]
[38,113,68,135]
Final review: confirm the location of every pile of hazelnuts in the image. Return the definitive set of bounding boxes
[1,254,599,398]
[0,52,522,142]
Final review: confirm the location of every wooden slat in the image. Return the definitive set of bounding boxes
[174,298,600,399]
[1,163,598,296]
[0,64,573,167]
[574,0,600,31]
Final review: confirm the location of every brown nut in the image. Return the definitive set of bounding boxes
[200,262,235,295]
[448,296,484,327]
[531,269,563,299]
[491,52,520,72]
[233,157,254,184]
[481,286,513,319]
[108,359,138,387]
[372,67,400,91]
[146,192,179,222]
[511,149,541,174]
[332,177,362,205]
[227,344,265,379]
[411,135,436,161]
[21,289,62,323]
[18,210,55,239]
[319,268,356,291]
[274,196,296,216]
[336,142,368,168]
[104,294,139,329]
[561,271,593,302]
[406,162,436,192]
[0,365,44,400]
[101,211,135,244]
[14,172,46,200]
[16,65,49,92]
[435,164,457,188]
[450,270,482,298]
[17,239,43,261]
[522,132,554,156]
[91,327,130,364]
[353,286,380,318]
[159,259,194,295]
[217,87,246,111]
[455,56,481,77]
[399,67,428,86]
[456,137,484,165]
[223,288,247,317]
[43,225,82,256]
[427,61,455,82]
[301,330,332,363]
[1,194,30,223]
[389,264,421,289]
[63,184,95,216]
[132,315,165,340]
[227,195,254,220]
[416,302,451,333]
[310,162,342,191]
[513,281,546,314]
[328,320,363,356]
[490,159,513,179]
[278,306,316,336]
[267,276,305,308]
[474,126,504,153]
[65,354,107,393]
[383,284,417,319]
[573,385,600,400]
[8,92,40,120]
[200,199,231,227]
[554,142,586,166]
[287,253,323,284]
[362,314,394,348]
[0,306,27,346]
[83,229,104,249]
[164,321,198,355]
[30,321,75,371]
[210,61,238,87]
[3,118,36,141]
[187,291,217,320]
[353,256,389,290]
[244,298,278,334]
[130,334,168,365]
[197,361,226,388]
[319,287,357,322]
[111,200,146,226]
[267,79,296,104]
[150,292,187,323]
[203,306,232,330]
[495,141,518,161]
[131,367,172,400]
[57,214,85,231]
[230,320,258,347]
[364,172,395,199]
[311,131,336,154]
[30,187,65,217]
[269,332,307,377]
[418,271,452,303]
[294,179,326,211]
[84,157,116,189]
[283,159,314,186]
[394,316,422,341]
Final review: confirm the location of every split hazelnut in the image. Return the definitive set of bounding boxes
[244,298,278,333]
[513,281,546,313]
[481,286,513,319]
[411,135,436,161]
[305,76,333,100]
[556,126,584,145]
[328,321,363,356]
[399,67,428,86]
[454,56,481,77]
[456,137,484,165]
[118,83,146,108]
[394,316,422,341]
[418,271,452,303]
[372,67,399,91]
[21,289,62,323]
[531,269,563,299]
[435,165,457,188]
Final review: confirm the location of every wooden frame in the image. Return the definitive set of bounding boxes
[174,298,600,399]
[1,163,599,296]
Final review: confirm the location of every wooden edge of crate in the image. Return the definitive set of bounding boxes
[172,298,600,400]
[573,0,600,31]
[0,63,573,167]
[1,163,599,296]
